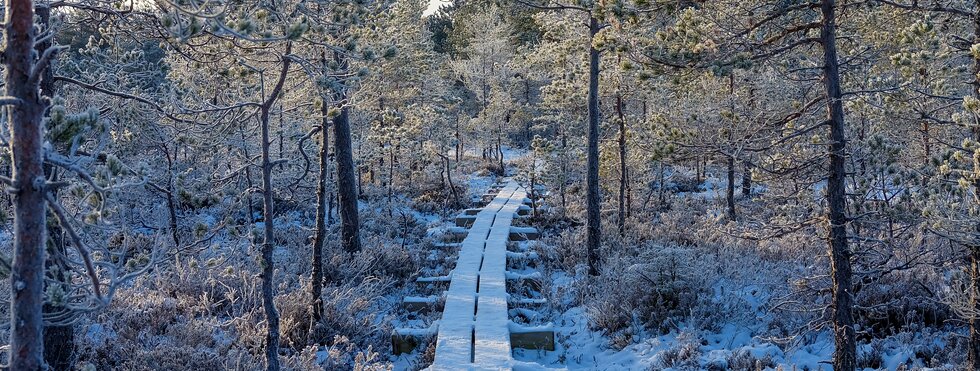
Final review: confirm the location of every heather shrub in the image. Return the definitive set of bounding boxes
[655,332,702,369]
[584,243,711,346]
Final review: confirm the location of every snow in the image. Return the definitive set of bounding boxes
[509,322,554,334]
[405,295,442,304]
[84,323,116,345]
[431,180,528,370]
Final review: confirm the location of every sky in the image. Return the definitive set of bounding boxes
[424,0,451,16]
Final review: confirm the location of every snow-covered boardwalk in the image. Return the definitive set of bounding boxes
[431,180,527,370]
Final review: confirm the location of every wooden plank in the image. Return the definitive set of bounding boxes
[432,182,519,369]
[510,331,555,351]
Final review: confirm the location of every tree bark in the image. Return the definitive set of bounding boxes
[726,155,736,221]
[659,162,666,208]
[820,2,856,369]
[7,0,48,367]
[162,145,180,248]
[310,96,331,324]
[741,160,752,197]
[437,153,460,207]
[333,52,362,254]
[559,123,568,218]
[259,44,292,371]
[616,93,627,237]
[726,75,737,221]
[498,115,506,174]
[454,115,462,163]
[586,16,602,276]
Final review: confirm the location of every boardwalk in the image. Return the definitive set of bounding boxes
[431,181,527,370]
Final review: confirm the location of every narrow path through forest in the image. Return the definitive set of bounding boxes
[432,180,526,370]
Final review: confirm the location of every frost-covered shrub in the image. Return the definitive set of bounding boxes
[725,349,775,371]
[318,335,388,370]
[323,237,420,283]
[585,244,711,345]
[359,201,430,245]
[663,167,703,194]
[541,229,587,275]
[851,262,950,337]
[656,332,702,369]
[309,246,407,349]
[413,185,467,213]
[856,329,963,369]
[278,286,314,349]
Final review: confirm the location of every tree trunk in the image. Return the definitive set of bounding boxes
[258,44,292,371]
[333,52,362,254]
[616,93,627,237]
[820,2,856,369]
[586,16,602,276]
[438,153,460,207]
[921,121,931,166]
[741,160,752,196]
[241,128,257,224]
[726,155,736,221]
[695,157,703,184]
[387,146,394,218]
[498,117,505,174]
[659,162,666,208]
[162,146,180,248]
[454,115,462,163]
[310,97,330,324]
[445,155,459,206]
[726,74,737,221]
[559,124,568,218]
[7,0,48,367]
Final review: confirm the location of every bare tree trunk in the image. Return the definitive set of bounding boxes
[437,153,460,206]
[659,162,666,208]
[741,160,752,197]
[7,0,48,367]
[310,96,330,325]
[695,157,703,185]
[743,80,756,198]
[258,44,292,371]
[497,116,505,174]
[445,155,458,206]
[162,145,180,247]
[616,93,627,237]
[586,15,602,276]
[559,124,568,218]
[726,155,736,221]
[921,121,931,166]
[240,128,257,224]
[333,52,362,254]
[439,154,446,189]
[454,115,462,163]
[820,2,856,369]
[726,75,737,221]
[387,147,394,218]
